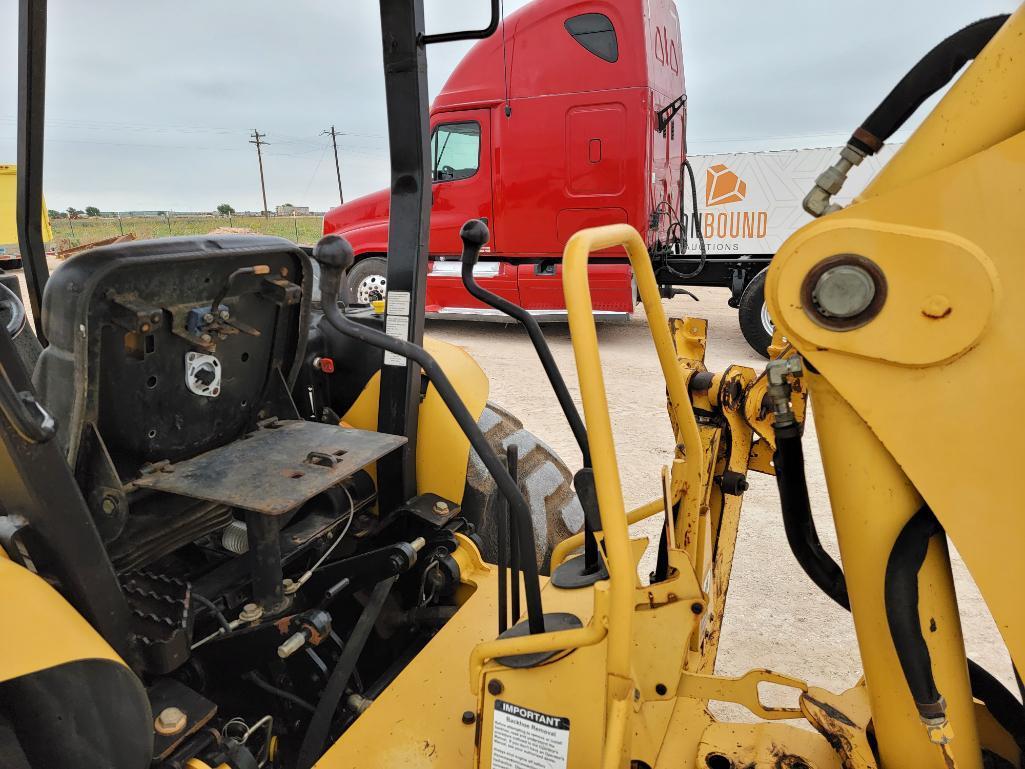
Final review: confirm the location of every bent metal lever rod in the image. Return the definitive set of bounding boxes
[459,219,603,578]
[459,219,591,467]
[312,234,545,635]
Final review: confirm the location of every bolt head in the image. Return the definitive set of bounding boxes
[219,309,230,320]
[812,265,876,319]
[461,710,476,724]
[100,496,117,515]
[154,706,187,735]
[203,312,215,323]
[433,500,449,514]
[487,679,504,696]
[922,294,952,319]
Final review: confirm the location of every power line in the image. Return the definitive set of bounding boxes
[321,126,344,205]
[249,130,270,218]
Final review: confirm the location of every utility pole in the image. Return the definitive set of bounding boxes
[322,126,344,205]
[249,129,270,217]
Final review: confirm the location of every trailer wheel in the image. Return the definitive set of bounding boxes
[346,256,388,305]
[461,403,584,573]
[738,268,774,358]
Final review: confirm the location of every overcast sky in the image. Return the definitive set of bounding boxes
[0,1,1012,212]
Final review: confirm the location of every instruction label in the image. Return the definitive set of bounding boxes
[491,700,569,769]
[383,290,410,367]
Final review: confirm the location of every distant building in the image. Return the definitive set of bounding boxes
[275,204,310,216]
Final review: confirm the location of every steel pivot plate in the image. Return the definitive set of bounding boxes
[133,420,405,515]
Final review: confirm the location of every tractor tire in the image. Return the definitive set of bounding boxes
[461,402,584,572]
[738,267,774,358]
[345,256,388,305]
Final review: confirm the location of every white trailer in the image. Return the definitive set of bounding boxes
[664,146,898,354]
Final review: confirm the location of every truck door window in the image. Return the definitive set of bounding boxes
[564,13,618,63]
[432,122,481,182]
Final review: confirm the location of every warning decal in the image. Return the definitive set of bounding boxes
[491,699,570,769]
[382,290,411,367]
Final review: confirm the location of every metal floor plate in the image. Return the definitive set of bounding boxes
[133,420,405,515]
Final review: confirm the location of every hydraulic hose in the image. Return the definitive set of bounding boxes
[851,14,1009,155]
[772,420,850,611]
[660,159,707,281]
[769,361,1025,747]
[967,659,1025,753]
[884,506,944,723]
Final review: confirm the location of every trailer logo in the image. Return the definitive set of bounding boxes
[683,162,767,251]
[705,164,747,206]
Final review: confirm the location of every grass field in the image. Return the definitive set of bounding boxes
[48,215,324,250]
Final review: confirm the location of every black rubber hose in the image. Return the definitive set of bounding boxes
[885,505,944,718]
[772,421,850,610]
[774,421,1025,741]
[967,659,1025,753]
[852,14,1009,154]
[313,234,545,635]
[296,576,396,769]
[661,159,707,281]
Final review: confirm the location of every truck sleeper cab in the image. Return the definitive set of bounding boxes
[323,0,686,322]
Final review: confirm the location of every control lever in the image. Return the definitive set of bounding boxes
[312,234,545,635]
[459,220,604,584]
[460,220,589,464]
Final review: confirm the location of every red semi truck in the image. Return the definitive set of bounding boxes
[323,0,694,319]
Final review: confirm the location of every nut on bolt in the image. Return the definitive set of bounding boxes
[433,499,450,515]
[154,706,187,736]
[239,602,263,623]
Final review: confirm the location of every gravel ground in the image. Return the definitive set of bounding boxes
[425,286,1017,712]
[14,265,1014,712]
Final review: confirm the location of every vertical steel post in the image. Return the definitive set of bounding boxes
[374,0,431,509]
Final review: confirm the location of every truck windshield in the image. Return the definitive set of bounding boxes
[432,122,481,182]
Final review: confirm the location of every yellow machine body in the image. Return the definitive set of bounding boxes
[317,7,1025,768]
[341,335,489,504]
[6,8,1025,769]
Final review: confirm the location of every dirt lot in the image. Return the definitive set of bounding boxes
[13,265,1014,712]
[427,286,1017,711]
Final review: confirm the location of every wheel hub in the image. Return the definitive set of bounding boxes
[760,301,774,337]
[357,273,387,304]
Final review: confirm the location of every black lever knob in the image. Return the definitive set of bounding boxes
[459,219,490,268]
[313,235,355,306]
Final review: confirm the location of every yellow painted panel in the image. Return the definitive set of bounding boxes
[0,557,123,683]
[340,335,489,503]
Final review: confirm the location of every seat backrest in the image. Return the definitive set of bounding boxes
[35,235,311,475]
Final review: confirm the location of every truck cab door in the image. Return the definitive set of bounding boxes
[428,109,493,255]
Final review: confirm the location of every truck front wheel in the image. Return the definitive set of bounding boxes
[346,256,388,305]
[738,268,774,358]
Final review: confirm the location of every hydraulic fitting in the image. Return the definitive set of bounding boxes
[803,143,867,217]
[765,357,803,430]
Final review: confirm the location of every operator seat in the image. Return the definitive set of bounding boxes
[34,235,312,475]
